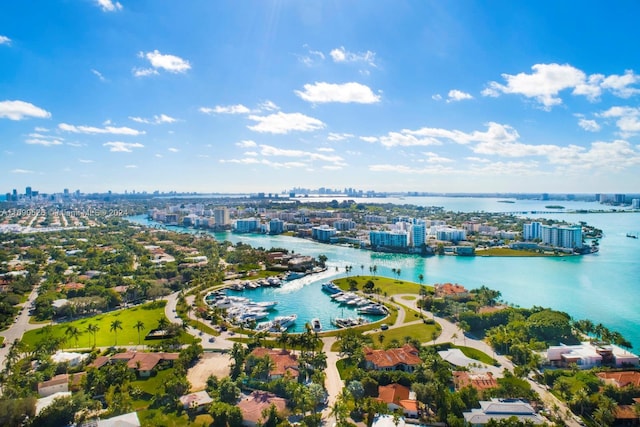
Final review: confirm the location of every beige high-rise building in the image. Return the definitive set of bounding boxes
[213,207,230,226]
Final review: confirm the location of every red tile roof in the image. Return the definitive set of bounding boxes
[237,391,287,425]
[378,383,410,404]
[110,351,179,371]
[363,344,422,369]
[597,371,640,388]
[453,371,498,391]
[249,348,299,378]
[38,374,68,390]
[435,283,468,297]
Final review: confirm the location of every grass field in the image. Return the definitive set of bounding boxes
[367,322,441,348]
[333,276,432,296]
[475,247,564,257]
[21,301,195,349]
[454,345,499,366]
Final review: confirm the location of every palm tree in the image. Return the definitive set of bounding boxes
[372,265,377,276]
[133,320,145,345]
[418,274,424,285]
[360,264,364,275]
[65,325,82,349]
[86,324,100,348]
[110,319,123,346]
[158,317,170,331]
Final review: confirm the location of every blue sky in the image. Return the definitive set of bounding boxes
[2,0,640,194]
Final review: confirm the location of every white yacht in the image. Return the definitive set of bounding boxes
[311,318,322,333]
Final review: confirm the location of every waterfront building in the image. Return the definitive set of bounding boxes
[334,218,356,231]
[546,342,638,369]
[435,226,467,242]
[540,224,583,249]
[234,218,260,233]
[312,225,337,242]
[411,219,426,247]
[463,399,545,425]
[369,229,409,248]
[632,199,640,209]
[522,221,542,241]
[213,207,230,226]
[364,214,388,223]
[269,218,284,235]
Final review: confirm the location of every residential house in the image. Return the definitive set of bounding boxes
[237,391,288,427]
[614,398,640,425]
[363,344,422,372]
[247,348,299,380]
[596,371,640,388]
[546,342,639,369]
[463,399,545,426]
[96,411,141,427]
[434,283,469,299]
[453,371,498,392]
[179,390,213,411]
[109,351,179,377]
[38,374,69,397]
[376,383,419,418]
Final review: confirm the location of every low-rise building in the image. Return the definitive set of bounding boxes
[37,374,69,397]
[377,383,419,418]
[463,399,545,426]
[546,342,639,369]
[247,348,299,380]
[363,344,422,372]
[453,371,498,392]
[596,371,640,388]
[109,351,179,377]
[237,391,288,427]
[179,390,213,411]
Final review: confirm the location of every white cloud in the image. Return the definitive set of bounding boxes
[236,140,257,148]
[600,70,640,98]
[259,100,279,111]
[129,114,177,124]
[484,63,640,108]
[329,46,377,67]
[11,169,34,174]
[25,135,63,146]
[317,147,335,152]
[259,144,343,162]
[598,106,640,136]
[465,156,491,163]
[168,147,179,152]
[295,82,380,104]
[447,89,473,102]
[327,132,354,141]
[59,123,145,135]
[483,63,586,109]
[79,159,94,163]
[155,154,163,158]
[96,0,122,12]
[423,152,454,163]
[103,141,144,152]
[34,127,49,132]
[0,35,11,45]
[125,164,137,168]
[369,164,454,175]
[132,68,158,77]
[247,112,325,134]
[0,100,51,120]
[200,104,250,115]
[66,142,84,147]
[360,136,378,143]
[431,94,443,101]
[91,69,106,81]
[298,46,325,66]
[135,50,191,76]
[578,118,601,132]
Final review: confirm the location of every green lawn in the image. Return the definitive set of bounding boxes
[394,301,424,324]
[475,247,564,257]
[137,408,211,427]
[401,295,417,301]
[21,301,195,349]
[454,345,499,366]
[336,358,359,380]
[333,275,432,296]
[367,322,441,347]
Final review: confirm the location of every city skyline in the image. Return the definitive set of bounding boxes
[2,1,640,193]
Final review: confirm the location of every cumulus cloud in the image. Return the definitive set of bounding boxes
[125,164,137,168]
[295,82,380,104]
[578,118,601,132]
[327,132,354,141]
[134,50,190,76]
[329,46,377,67]
[447,89,474,102]
[483,63,640,109]
[103,141,144,152]
[235,140,257,148]
[431,94,443,101]
[0,100,51,120]
[598,106,640,136]
[0,35,11,45]
[96,0,122,12]
[168,147,179,152]
[200,104,250,115]
[11,169,35,174]
[247,112,325,134]
[59,123,145,135]
[129,114,177,124]
[25,133,64,146]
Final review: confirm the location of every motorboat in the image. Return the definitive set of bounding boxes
[321,282,342,294]
[357,304,388,315]
[311,318,322,333]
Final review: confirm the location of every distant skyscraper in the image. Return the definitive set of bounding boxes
[213,207,230,226]
[26,186,32,198]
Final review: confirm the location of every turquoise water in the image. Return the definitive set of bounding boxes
[225,282,386,333]
[128,199,640,348]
